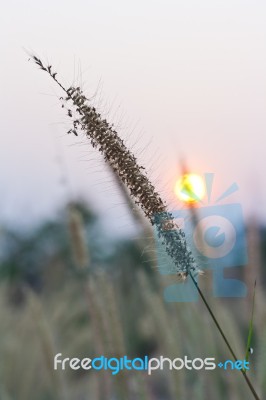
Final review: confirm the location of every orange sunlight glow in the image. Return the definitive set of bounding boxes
[175,173,205,203]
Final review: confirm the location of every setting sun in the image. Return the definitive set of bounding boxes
[175,173,205,203]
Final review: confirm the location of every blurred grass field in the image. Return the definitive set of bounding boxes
[0,201,265,399]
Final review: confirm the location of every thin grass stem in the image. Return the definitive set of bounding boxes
[189,272,260,400]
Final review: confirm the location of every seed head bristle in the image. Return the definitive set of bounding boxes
[31,56,198,276]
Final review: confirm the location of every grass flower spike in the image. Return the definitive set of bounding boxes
[31,55,197,279]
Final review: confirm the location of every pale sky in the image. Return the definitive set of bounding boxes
[1,0,266,233]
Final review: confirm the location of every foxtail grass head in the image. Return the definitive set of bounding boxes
[30,55,198,278]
